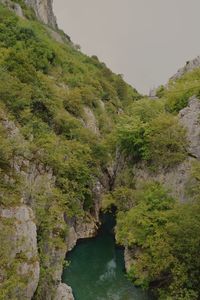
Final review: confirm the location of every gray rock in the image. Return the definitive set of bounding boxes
[83,106,100,135]
[170,56,200,81]
[124,247,141,273]
[13,2,23,17]
[135,158,193,202]
[124,247,133,272]
[67,216,98,252]
[54,283,74,300]
[179,96,200,159]
[0,0,24,17]
[134,96,200,202]
[0,205,40,299]
[25,0,57,28]
[47,27,64,44]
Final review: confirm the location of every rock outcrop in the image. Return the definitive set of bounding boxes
[134,97,200,202]
[0,0,57,27]
[25,0,57,28]
[125,97,200,273]
[0,115,105,300]
[0,205,40,299]
[53,215,99,300]
[170,56,200,81]
[55,283,74,300]
[179,96,200,159]
[0,0,24,17]
[83,106,100,135]
[67,216,98,252]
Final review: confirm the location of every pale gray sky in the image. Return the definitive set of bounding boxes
[53,0,200,94]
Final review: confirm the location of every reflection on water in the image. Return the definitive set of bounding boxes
[62,214,151,300]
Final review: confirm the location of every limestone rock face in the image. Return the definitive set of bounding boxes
[67,216,98,252]
[54,283,74,300]
[135,159,193,202]
[170,56,200,81]
[0,205,40,299]
[25,0,57,28]
[83,106,100,135]
[179,96,200,159]
[124,247,133,272]
[134,96,200,202]
[0,0,24,17]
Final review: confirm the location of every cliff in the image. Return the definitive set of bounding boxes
[25,0,57,28]
[170,56,200,81]
[111,59,200,298]
[0,1,200,299]
[0,1,139,299]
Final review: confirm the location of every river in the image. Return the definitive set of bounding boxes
[62,214,151,300]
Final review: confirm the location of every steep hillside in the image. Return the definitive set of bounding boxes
[0,1,139,299]
[103,60,200,299]
[0,1,200,300]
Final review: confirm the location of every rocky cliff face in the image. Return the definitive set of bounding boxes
[0,205,39,299]
[25,0,57,28]
[0,117,102,300]
[124,96,200,280]
[170,56,200,81]
[134,96,200,202]
[55,283,74,300]
[0,0,57,27]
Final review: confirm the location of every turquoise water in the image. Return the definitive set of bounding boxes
[62,214,150,300]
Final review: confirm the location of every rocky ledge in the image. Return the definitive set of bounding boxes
[55,283,74,300]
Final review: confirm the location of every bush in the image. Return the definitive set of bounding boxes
[145,114,187,168]
[115,101,187,168]
[163,69,200,113]
[63,88,83,117]
[116,181,200,298]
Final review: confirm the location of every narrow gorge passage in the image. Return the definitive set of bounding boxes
[62,214,151,300]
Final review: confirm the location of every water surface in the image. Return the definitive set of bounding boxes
[62,214,150,300]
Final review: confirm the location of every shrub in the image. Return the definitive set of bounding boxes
[116,182,200,298]
[145,114,187,168]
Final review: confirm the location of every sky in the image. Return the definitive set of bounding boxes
[53,0,200,94]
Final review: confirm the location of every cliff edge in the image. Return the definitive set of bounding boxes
[25,0,57,27]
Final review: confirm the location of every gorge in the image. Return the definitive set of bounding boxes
[0,1,200,300]
[62,213,150,300]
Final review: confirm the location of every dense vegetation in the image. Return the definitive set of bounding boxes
[103,71,200,298]
[0,1,200,300]
[157,68,200,113]
[115,98,187,168]
[0,3,139,299]
[115,182,200,299]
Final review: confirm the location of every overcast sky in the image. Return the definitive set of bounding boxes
[53,0,200,94]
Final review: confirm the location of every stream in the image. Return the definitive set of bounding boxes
[62,214,151,300]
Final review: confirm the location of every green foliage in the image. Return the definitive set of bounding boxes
[116,182,200,299]
[115,99,187,168]
[63,88,83,116]
[102,187,136,212]
[1,2,199,300]
[145,114,187,168]
[115,74,128,100]
[116,116,147,160]
[156,68,200,113]
[186,161,200,201]
[0,219,25,300]
[0,4,140,297]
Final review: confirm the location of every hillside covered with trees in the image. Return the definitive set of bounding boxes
[0,1,199,300]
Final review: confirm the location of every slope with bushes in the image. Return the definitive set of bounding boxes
[0,1,200,299]
[0,2,139,299]
[103,66,200,299]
